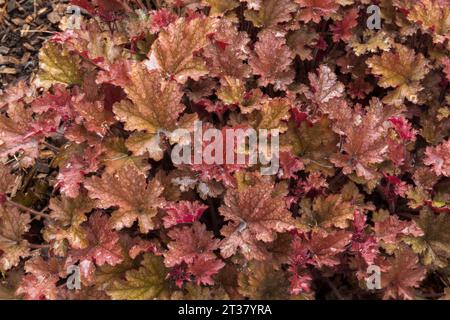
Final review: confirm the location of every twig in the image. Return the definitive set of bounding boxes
[20,30,57,34]
[102,155,129,162]
[31,206,49,221]
[436,271,450,287]
[6,199,50,219]
[42,141,60,152]
[152,0,161,9]
[307,158,334,169]
[119,1,134,12]
[134,0,146,10]
[28,243,51,249]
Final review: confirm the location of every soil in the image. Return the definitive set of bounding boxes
[0,0,68,90]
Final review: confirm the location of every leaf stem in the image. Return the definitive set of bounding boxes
[119,1,134,12]
[6,199,50,219]
[20,30,57,34]
[28,243,51,249]
[42,141,60,152]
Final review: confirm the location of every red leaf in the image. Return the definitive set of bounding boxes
[443,57,450,81]
[163,201,208,228]
[389,117,417,142]
[288,269,313,294]
[164,221,220,267]
[129,239,159,259]
[187,256,225,286]
[203,20,251,79]
[32,84,72,118]
[374,215,423,245]
[249,31,295,91]
[16,257,62,300]
[55,144,102,198]
[291,231,352,268]
[295,172,328,196]
[279,151,304,179]
[219,181,295,260]
[330,8,359,43]
[295,0,340,23]
[0,80,35,109]
[351,210,379,265]
[301,65,345,106]
[66,212,123,282]
[424,139,450,177]
[150,9,177,34]
[380,246,427,300]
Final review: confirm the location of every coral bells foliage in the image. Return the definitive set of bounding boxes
[2,0,450,301]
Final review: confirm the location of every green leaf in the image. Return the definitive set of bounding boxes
[202,0,240,16]
[183,283,229,300]
[38,43,83,88]
[283,117,338,176]
[107,254,172,300]
[0,206,31,273]
[405,209,450,268]
[238,261,290,300]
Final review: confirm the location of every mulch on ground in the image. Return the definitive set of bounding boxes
[0,0,68,90]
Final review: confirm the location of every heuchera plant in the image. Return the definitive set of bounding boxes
[0,0,450,300]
